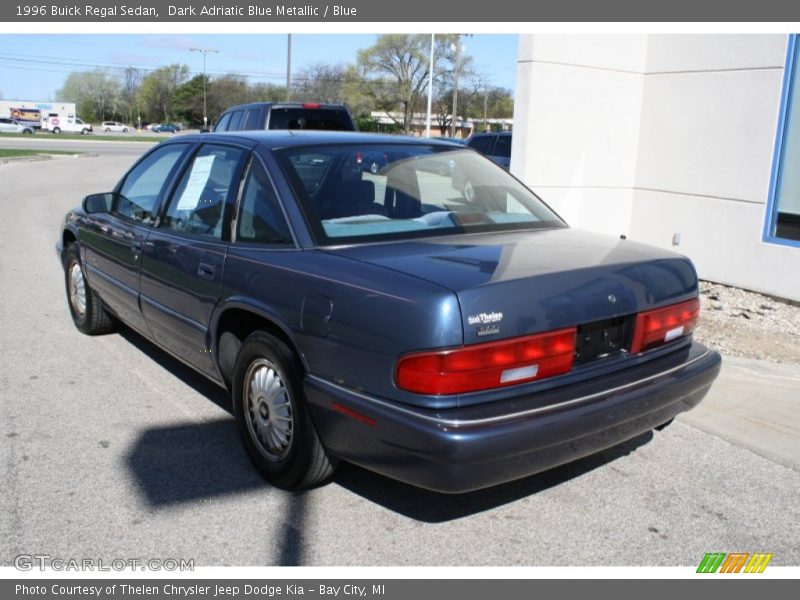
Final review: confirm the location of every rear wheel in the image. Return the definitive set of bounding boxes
[64,244,115,335]
[123,127,129,133]
[232,331,337,489]
[52,127,61,134]
[81,128,89,135]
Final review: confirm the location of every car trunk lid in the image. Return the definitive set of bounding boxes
[326,228,698,350]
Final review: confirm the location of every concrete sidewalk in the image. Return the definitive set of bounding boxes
[679,354,800,471]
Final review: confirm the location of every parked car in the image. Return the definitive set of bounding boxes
[467,131,512,168]
[0,117,34,134]
[152,123,179,133]
[56,131,721,493]
[102,121,129,133]
[213,102,356,132]
[46,117,92,135]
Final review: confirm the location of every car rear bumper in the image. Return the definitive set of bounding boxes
[304,341,721,493]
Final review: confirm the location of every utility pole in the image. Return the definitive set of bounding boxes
[450,36,462,139]
[189,47,218,129]
[425,33,435,138]
[286,34,293,101]
[483,88,488,132]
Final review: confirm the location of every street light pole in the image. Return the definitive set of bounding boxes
[425,33,435,138]
[190,47,218,129]
[450,36,462,139]
[286,34,293,101]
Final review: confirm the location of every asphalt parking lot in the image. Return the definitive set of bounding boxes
[1,145,799,566]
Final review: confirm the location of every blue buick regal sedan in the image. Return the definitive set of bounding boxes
[57,132,721,493]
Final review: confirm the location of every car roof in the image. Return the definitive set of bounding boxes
[168,130,467,150]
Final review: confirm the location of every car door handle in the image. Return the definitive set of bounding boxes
[198,262,216,279]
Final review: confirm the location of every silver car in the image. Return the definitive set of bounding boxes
[0,117,34,134]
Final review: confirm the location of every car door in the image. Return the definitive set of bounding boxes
[81,143,191,336]
[139,142,249,378]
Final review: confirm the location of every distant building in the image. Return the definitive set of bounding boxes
[369,111,512,138]
[512,34,800,301]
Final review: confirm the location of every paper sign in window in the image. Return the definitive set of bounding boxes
[176,154,216,210]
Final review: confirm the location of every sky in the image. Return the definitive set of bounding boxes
[0,34,518,102]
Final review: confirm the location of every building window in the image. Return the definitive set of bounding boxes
[766,34,800,244]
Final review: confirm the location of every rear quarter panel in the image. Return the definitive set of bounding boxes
[218,248,463,408]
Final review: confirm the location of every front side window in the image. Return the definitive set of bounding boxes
[276,144,565,245]
[214,112,232,132]
[767,34,800,244]
[115,144,187,223]
[162,144,245,239]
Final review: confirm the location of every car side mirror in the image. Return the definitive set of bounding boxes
[83,193,113,214]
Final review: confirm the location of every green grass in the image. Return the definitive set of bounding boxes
[0,132,161,142]
[0,148,83,158]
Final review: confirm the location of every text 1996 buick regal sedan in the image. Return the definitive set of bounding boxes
[57,131,721,493]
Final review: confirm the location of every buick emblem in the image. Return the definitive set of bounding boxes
[607,294,617,304]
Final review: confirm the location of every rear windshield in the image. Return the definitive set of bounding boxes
[275,144,565,245]
[268,108,354,131]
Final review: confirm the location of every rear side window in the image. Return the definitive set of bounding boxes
[493,135,512,158]
[241,108,263,130]
[468,135,495,155]
[237,159,293,245]
[268,108,354,131]
[162,144,245,239]
[214,112,232,132]
[115,144,187,223]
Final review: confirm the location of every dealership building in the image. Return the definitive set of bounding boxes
[512,34,800,302]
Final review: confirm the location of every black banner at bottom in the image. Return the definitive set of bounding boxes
[2,579,795,600]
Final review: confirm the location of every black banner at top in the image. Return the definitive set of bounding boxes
[3,0,800,22]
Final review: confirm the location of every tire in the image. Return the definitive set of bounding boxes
[104,128,110,132]
[52,127,61,134]
[123,127,129,133]
[81,129,88,135]
[370,161,379,174]
[64,244,115,335]
[232,331,337,489]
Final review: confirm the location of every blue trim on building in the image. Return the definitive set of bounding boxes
[763,34,800,249]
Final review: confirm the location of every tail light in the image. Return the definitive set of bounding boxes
[355,152,363,164]
[396,327,576,395]
[630,298,699,354]
[302,103,321,109]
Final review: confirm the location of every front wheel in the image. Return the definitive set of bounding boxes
[52,127,61,134]
[64,244,115,335]
[123,127,129,133]
[232,331,337,489]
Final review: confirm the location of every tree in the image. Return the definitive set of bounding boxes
[120,67,143,126]
[357,34,454,134]
[294,62,347,103]
[138,64,189,122]
[56,69,123,121]
[173,75,208,127]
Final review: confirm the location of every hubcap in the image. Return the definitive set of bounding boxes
[68,263,87,317]
[243,359,293,461]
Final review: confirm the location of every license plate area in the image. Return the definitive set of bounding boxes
[574,315,635,365]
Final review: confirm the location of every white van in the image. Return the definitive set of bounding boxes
[46,114,93,135]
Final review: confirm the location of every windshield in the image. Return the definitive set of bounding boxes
[275,144,565,244]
